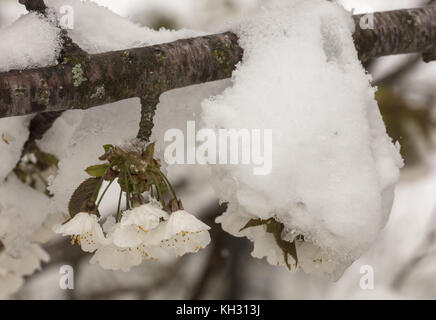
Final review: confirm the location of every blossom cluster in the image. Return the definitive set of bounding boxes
[53,141,211,271]
[56,201,210,271]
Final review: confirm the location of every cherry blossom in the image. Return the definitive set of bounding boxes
[55,212,107,253]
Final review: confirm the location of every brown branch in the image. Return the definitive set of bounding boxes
[0,32,241,118]
[1,6,436,118]
[21,111,63,153]
[19,0,47,13]
[137,93,160,141]
[16,0,87,158]
[352,6,436,61]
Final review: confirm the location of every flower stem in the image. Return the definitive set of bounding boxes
[116,189,123,223]
[123,168,131,210]
[125,164,139,195]
[150,172,165,208]
[91,165,111,202]
[96,178,114,208]
[155,168,179,202]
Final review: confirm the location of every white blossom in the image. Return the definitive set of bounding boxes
[90,208,211,271]
[158,210,211,256]
[90,244,143,272]
[90,216,164,272]
[55,212,107,253]
[112,203,168,248]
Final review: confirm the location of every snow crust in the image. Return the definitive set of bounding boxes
[201,0,403,279]
[0,12,61,72]
[0,116,30,181]
[0,177,51,298]
[45,0,201,54]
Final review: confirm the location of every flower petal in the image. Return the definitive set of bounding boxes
[55,212,107,253]
[164,210,210,236]
[120,203,168,230]
[112,224,147,248]
[90,244,142,272]
[159,211,211,256]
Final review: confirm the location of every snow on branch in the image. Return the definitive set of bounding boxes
[1,6,436,119]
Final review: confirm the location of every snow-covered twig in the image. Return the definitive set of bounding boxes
[15,0,87,158]
[1,6,436,119]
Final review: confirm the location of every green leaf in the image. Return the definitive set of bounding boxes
[85,164,109,177]
[239,218,271,232]
[35,149,59,168]
[68,177,101,218]
[267,220,298,269]
[280,239,298,268]
[240,218,299,269]
[103,144,114,152]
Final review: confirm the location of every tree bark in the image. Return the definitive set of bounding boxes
[0,32,242,118]
[19,0,47,13]
[352,7,436,61]
[15,0,86,155]
[1,6,436,119]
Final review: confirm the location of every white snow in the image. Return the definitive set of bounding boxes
[0,0,409,295]
[0,176,51,256]
[338,0,425,14]
[47,99,141,216]
[45,0,201,54]
[151,81,231,214]
[0,243,49,299]
[0,11,62,73]
[0,0,203,72]
[201,0,403,279]
[0,176,51,298]
[0,116,30,181]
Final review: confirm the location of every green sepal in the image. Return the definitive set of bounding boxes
[103,144,114,152]
[85,164,109,177]
[144,142,155,164]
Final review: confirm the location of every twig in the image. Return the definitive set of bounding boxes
[19,0,47,13]
[15,0,89,162]
[2,7,436,118]
[137,94,160,141]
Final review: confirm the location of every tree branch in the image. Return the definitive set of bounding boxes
[1,6,436,118]
[19,0,47,13]
[137,93,160,141]
[14,0,86,159]
[352,6,436,61]
[0,32,242,118]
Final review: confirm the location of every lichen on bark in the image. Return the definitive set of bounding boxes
[2,7,436,119]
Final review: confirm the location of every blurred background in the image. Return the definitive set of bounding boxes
[2,0,436,299]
